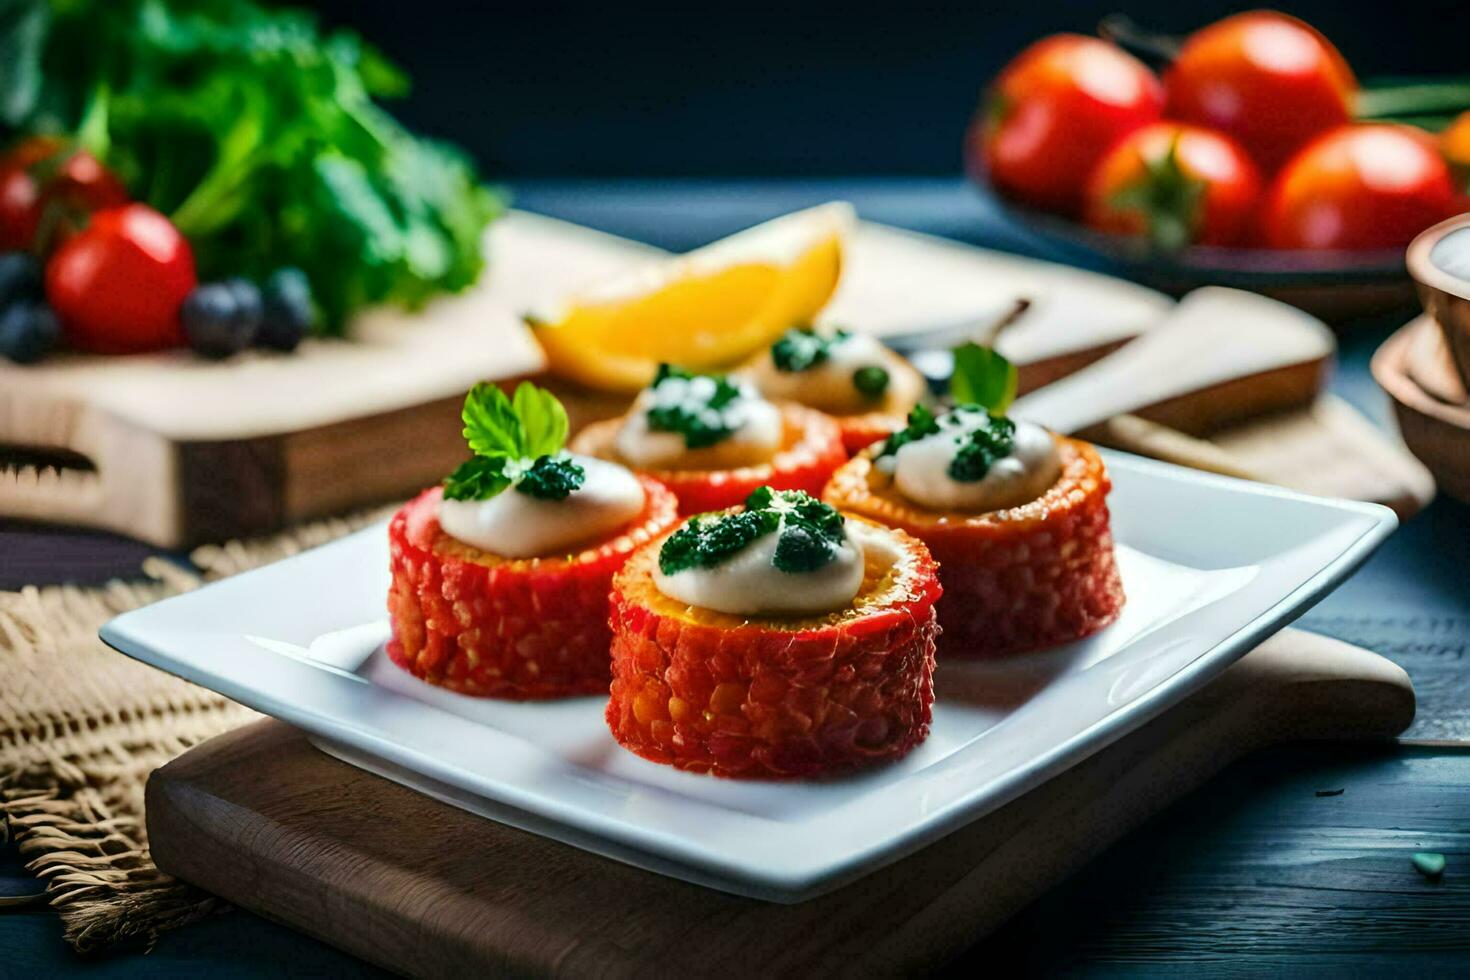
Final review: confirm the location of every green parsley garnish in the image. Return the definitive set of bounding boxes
[771,326,850,372]
[645,364,747,449]
[948,415,1016,482]
[852,365,890,399]
[658,487,847,576]
[442,382,584,502]
[878,404,942,459]
[950,342,1017,415]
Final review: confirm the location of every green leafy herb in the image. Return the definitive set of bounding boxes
[658,487,848,576]
[771,326,850,372]
[443,382,577,502]
[852,365,890,399]
[950,342,1017,414]
[645,364,747,449]
[948,414,1016,482]
[1106,135,1207,253]
[515,454,585,501]
[460,382,569,461]
[878,404,942,458]
[443,455,510,502]
[0,0,503,332]
[1412,852,1446,880]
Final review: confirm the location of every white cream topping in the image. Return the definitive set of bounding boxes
[615,374,782,470]
[654,515,881,617]
[437,454,645,558]
[751,332,895,414]
[882,410,1060,513]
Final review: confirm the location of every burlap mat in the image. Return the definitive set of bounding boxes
[0,506,395,952]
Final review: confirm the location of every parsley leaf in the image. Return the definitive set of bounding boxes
[879,404,941,458]
[948,415,1016,482]
[852,365,890,399]
[461,382,524,458]
[645,364,747,449]
[515,454,585,500]
[513,382,570,458]
[443,456,510,501]
[771,327,850,372]
[950,343,1017,414]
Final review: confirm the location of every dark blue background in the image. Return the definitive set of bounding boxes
[311,1,1466,177]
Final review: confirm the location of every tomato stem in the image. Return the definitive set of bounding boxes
[1357,79,1470,121]
[1097,14,1181,65]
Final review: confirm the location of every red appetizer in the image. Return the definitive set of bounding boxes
[571,364,846,515]
[606,487,941,779]
[741,326,927,455]
[823,345,1124,658]
[388,382,680,699]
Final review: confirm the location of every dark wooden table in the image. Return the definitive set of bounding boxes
[3,179,1467,976]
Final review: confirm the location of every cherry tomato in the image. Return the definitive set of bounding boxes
[1165,12,1356,174]
[0,136,129,253]
[1084,122,1262,248]
[45,204,196,353]
[1262,124,1458,251]
[970,34,1165,216]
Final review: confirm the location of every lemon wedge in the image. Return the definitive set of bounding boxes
[529,202,854,392]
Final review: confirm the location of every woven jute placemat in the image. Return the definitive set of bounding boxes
[0,507,394,952]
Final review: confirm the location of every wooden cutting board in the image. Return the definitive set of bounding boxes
[146,629,1412,977]
[0,211,1164,547]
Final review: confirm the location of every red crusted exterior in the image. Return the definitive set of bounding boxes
[837,412,903,456]
[824,437,1125,658]
[387,477,680,699]
[570,404,846,515]
[605,523,942,779]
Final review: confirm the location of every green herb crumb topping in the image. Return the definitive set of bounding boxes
[658,487,847,576]
[644,364,750,449]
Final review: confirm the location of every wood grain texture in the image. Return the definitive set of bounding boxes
[146,629,1412,978]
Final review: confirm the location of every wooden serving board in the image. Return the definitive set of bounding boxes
[146,629,1412,977]
[0,211,1164,547]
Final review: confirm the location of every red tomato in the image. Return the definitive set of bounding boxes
[0,136,129,253]
[970,34,1165,216]
[1084,122,1262,248]
[45,204,196,353]
[1165,12,1356,174]
[1262,124,1459,251]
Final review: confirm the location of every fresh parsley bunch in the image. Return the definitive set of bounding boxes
[658,487,847,576]
[443,383,585,502]
[0,0,503,332]
[879,342,1020,482]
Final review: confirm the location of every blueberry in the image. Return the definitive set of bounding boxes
[182,283,254,359]
[0,252,43,310]
[222,277,263,342]
[257,268,316,352]
[0,302,60,364]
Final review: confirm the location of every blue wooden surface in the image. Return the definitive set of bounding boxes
[3,178,1468,975]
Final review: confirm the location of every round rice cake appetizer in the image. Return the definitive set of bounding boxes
[607,486,942,779]
[388,382,679,699]
[741,326,927,455]
[570,364,846,515]
[824,401,1125,658]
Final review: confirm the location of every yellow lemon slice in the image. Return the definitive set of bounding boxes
[530,202,854,392]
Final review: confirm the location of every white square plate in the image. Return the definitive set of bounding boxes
[102,453,1394,902]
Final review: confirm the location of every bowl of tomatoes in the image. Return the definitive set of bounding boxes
[966,11,1470,322]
